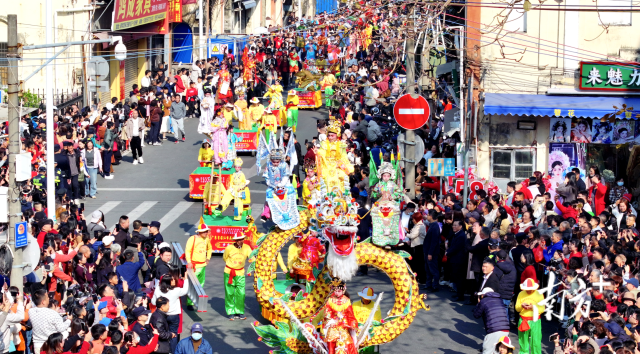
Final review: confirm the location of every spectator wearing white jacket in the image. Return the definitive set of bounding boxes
[0,291,25,354]
[29,289,71,354]
[152,274,189,353]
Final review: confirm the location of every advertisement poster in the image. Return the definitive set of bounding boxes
[571,118,593,143]
[614,120,635,144]
[233,130,258,151]
[548,143,579,195]
[112,0,168,31]
[549,118,570,142]
[592,121,614,144]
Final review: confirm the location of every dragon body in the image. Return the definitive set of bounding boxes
[252,208,428,353]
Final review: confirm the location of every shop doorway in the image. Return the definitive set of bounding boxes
[491,149,536,191]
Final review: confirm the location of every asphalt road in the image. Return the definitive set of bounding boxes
[82,106,558,353]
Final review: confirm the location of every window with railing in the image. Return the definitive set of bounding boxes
[0,42,8,89]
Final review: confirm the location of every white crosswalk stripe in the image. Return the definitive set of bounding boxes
[157,202,193,230]
[123,201,158,223]
[90,201,121,218]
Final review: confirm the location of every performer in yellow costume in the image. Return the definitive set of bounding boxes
[286,90,299,132]
[235,91,250,130]
[316,120,354,192]
[217,158,251,220]
[198,140,214,167]
[223,231,253,320]
[352,287,382,354]
[264,79,285,125]
[247,97,264,129]
[223,102,237,125]
[261,107,278,137]
[302,157,321,207]
[184,224,213,308]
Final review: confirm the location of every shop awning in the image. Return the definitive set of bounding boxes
[484,93,640,119]
[243,0,257,8]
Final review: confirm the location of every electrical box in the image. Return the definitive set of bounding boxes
[74,68,83,85]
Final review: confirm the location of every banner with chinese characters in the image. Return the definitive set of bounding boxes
[112,0,168,31]
[579,61,640,92]
[168,0,182,23]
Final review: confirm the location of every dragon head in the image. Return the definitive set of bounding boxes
[313,191,360,281]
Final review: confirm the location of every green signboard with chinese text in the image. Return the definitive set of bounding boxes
[579,61,640,92]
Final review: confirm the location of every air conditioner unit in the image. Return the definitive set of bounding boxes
[74,68,83,85]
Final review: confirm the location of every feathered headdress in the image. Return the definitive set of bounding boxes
[256,130,299,175]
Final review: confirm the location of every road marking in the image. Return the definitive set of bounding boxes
[99,188,188,191]
[91,201,121,216]
[157,202,193,229]
[126,201,158,222]
[398,109,424,114]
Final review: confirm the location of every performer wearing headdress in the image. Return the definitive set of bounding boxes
[197,140,214,167]
[203,173,226,214]
[217,158,251,220]
[289,51,300,73]
[246,97,264,130]
[222,231,253,320]
[316,120,354,192]
[371,161,405,203]
[286,90,299,132]
[261,107,279,137]
[322,278,359,354]
[198,88,216,135]
[217,63,233,102]
[223,102,238,126]
[302,157,321,207]
[369,160,407,249]
[235,89,250,130]
[210,109,229,166]
[290,228,326,282]
[242,48,257,85]
[352,287,381,354]
[264,79,286,125]
[222,125,241,170]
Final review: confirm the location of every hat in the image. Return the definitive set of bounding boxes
[232,231,246,240]
[498,336,515,349]
[191,323,203,333]
[63,141,73,147]
[623,292,636,301]
[488,238,500,248]
[477,287,494,296]
[196,223,209,233]
[520,278,539,291]
[466,211,480,221]
[149,221,161,229]
[288,90,297,96]
[250,97,261,104]
[97,301,108,311]
[357,287,377,300]
[515,232,528,242]
[158,242,171,250]
[102,236,115,246]
[496,250,509,260]
[627,278,639,288]
[225,102,234,108]
[132,306,151,318]
[604,321,623,336]
[38,166,46,172]
[90,210,103,223]
[622,193,633,202]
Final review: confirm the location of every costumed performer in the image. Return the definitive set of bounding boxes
[286,90,299,132]
[289,227,326,282]
[246,97,264,130]
[203,173,226,214]
[184,224,213,309]
[217,63,233,102]
[352,287,381,354]
[242,48,256,86]
[222,231,253,320]
[322,277,359,354]
[210,109,229,166]
[369,160,407,249]
[222,125,242,170]
[223,102,238,126]
[316,120,354,193]
[289,51,300,74]
[264,79,285,125]
[515,278,544,354]
[217,158,251,220]
[261,106,279,138]
[198,89,216,135]
[235,90,250,130]
[198,140,214,167]
[302,157,322,207]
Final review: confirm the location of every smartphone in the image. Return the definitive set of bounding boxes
[582,246,587,252]
[92,294,98,303]
[518,214,522,219]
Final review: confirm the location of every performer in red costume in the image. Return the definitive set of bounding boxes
[322,278,359,354]
[290,228,326,282]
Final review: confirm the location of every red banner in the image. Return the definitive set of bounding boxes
[233,131,258,151]
[168,0,182,23]
[208,225,249,253]
[182,0,197,4]
[113,0,168,31]
[189,172,231,199]
[119,61,125,100]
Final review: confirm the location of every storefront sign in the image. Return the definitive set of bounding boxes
[119,61,125,100]
[168,0,182,23]
[113,0,168,31]
[428,158,455,177]
[579,61,640,92]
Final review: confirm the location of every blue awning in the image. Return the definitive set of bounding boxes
[484,93,640,119]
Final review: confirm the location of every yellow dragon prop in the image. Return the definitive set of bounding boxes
[251,207,428,353]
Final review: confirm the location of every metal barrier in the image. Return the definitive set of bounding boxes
[170,242,208,312]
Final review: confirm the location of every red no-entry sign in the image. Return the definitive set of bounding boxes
[393,94,431,130]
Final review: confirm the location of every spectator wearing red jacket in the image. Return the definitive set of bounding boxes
[588,174,608,216]
[174,74,185,94]
[555,199,579,220]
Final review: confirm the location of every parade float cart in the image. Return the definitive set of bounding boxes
[232,127,259,156]
[294,88,322,109]
[188,167,234,199]
[197,214,250,253]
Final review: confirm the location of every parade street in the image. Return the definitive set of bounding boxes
[81,107,553,354]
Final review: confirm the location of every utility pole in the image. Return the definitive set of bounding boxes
[404,8,416,199]
[46,0,55,219]
[7,15,24,295]
[199,0,204,59]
